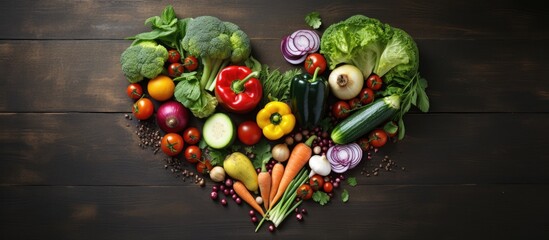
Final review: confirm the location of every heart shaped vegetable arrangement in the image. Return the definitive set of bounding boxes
[120,5,429,233]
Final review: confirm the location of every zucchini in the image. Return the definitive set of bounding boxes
[203,113,235,149]
[331,95,400,144]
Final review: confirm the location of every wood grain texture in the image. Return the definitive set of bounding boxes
[0,0,546,40]
[1,185,548,239]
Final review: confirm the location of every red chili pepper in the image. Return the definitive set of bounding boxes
[215,66,263,113]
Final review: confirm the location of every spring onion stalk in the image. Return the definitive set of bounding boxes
[255,168,309,232]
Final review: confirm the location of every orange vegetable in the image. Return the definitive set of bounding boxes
[269,135,316,209]
[233,181,265,216]
[269,162,284,205]
[257,171,271,210]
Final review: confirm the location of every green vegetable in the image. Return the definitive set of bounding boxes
[173,72,218,118]
[290,67,329,128]
[341,189,349,203]
[305,11,322,29]
[346,177,358,187]
[127,5,189,55]
[202,113,235,149]
[259,65,302,105]
[181,16,252,91]
[312,189,330,205]
[120,40,168,83]
[331,95,400,145]
[255,168,309,231]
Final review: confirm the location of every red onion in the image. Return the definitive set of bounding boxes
[280,30,320,64]
[326,143,363,173]
[156,100,189,133]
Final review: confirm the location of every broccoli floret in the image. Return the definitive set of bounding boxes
[181,16,251,91]
[120,40,168,83]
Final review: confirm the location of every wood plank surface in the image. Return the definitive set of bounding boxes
[0,0,548,239]
[2,185,549,239]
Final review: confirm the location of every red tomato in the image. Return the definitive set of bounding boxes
[183,127,201,145]
[332,101,351,119]
[132,97,154,120]
[196,160,213,174]
[366,74,383,91]
[359,88,375,105]
[168,63,184,77]
[161,133,184,157]
[369,129,388,148]
[296,184,313,200]
[303,53,327,75]
[184,145,202,163]
[126,83,143,100]
[357,137,370,151]
[167,49,181,63]
[348,97,362,110]
[309,174,325,191]
[183,56,199,71]
[323,182,333,193]
[237,121,262,145]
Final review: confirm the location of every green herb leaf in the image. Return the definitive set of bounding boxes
[207,147,228,166]
[416,83,430,112]
[397,117,406,140]
[312,191,330,205]
[341,189,349,203]
[305,11,322,29]
[347,177,358,187]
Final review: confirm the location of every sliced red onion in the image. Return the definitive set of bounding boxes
[280,29,321,65]
[327,143,363,173]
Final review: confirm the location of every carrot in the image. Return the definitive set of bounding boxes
[233,180,265,217]
[257,171,271,210]
[269,135,316,209]
[269,162,284,205]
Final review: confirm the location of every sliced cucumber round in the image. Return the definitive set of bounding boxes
[203,113,235,149]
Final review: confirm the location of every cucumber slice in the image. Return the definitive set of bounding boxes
[203,113,235,149]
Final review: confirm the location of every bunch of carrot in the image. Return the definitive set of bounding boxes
[231,135,317,229]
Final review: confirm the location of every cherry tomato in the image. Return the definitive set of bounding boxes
[309,174,325,191]
[303,53,327,75]
[237,121,262,146]
[332,101,351,119]
[184,145,202,163]
[126,83,143,100]
[161,133,184,157]
[357,137,370,151]
[196,160,213,174]
[168,62,184,77]
[359,88,375,105]
[369,129,388,148]
[132,97,154,120]
[366,74,383,91]
[183,127,201,145]
[183,56,199,71]
[167,49,181,63]
[348,97,362,110]
[323,182,333,193]
[296,184,313,200]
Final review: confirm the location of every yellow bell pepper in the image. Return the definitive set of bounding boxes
[256,101,296,140]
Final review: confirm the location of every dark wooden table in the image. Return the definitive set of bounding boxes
[1,0,548,239]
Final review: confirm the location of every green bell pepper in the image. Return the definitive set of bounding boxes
[289,67,329,128]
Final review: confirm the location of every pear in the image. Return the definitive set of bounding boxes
[223,152,258,192]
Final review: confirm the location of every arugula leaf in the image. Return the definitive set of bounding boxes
[347,177,358,187]
[312,190,330,205]
[341,189,349,203]
[305,11,322,29]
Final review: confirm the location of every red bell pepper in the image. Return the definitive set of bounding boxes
[215,66,263,113]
